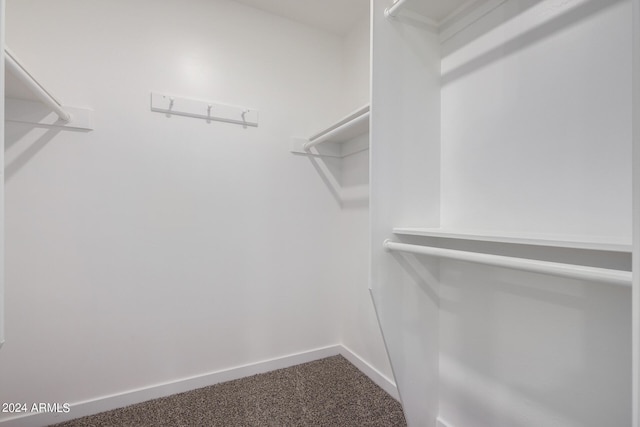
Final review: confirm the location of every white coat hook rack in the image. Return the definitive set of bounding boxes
[150,93,259,127]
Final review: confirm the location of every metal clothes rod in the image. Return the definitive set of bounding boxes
[303,111,369,151]
[384,0,409,18]
[4,49,71,122]
[383,240,632,287]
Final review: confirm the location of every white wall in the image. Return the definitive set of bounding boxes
[0,0,5,350]
[342,14,371,113]
[440,0,632,239]
[369,0,633,425]
[335,12,395,384]
[339,146,395,383]
[633,0,640,423]
[370,0,443,423]
[0,0,388,422]
[438,1,632,426]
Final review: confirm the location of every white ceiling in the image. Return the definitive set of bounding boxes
[232,0,369,35]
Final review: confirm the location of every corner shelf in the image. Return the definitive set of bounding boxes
[291,105,369,158]
[392,227,632,253]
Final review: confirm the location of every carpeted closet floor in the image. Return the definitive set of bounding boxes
[51,355,407,426]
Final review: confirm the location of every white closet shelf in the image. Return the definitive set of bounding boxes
[290,104,369,158]
[392,227,632,253]
[4,47,94,130]
[385,0,508,41]
[307,104,369,145]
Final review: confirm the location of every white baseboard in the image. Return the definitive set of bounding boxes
[437,416,454,427]
[1,344,398,427]
[338,345,399,400]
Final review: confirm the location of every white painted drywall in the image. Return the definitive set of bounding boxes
[633,0,640,423]
[440,0,632,239]
[0,0,5,350]
[370,0,443,424]
[335,11,396,386]
[232,0,369,36]
[439,260,631,427]
[0,0,389,422]
[437,1,632,426]
[369,0,633,425]
[338,146,396,384]
[342,14,371,113]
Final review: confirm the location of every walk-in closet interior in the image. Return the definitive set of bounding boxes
[1,0,639,426]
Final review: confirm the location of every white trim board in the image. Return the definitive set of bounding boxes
[0,345,398,427]
[340,344,399,400]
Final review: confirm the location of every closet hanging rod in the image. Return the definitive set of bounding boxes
[4,49,71,122]
[383,240,632,287]
[304,111,369,151]
[384,0,409,18]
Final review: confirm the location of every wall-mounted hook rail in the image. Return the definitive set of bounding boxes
[150,93,258,127]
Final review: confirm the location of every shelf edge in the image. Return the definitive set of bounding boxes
[392,227,632,253]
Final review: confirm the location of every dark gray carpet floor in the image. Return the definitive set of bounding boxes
[51,355,407,426]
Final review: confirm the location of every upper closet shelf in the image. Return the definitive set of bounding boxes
[385,0,508,41]
[4,47,93,130]
[291,105,369,158]
[393,227,632,253]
